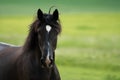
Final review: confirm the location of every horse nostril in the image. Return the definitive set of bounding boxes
[50,58,53,64]
[40,58,43,63]
[40,58,45,67]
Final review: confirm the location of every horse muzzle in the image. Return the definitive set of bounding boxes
[40,57,53,68]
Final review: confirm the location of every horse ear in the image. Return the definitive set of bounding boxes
[53,9,59,21]
[37,9,43,21]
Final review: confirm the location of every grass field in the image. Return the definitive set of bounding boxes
[0,0,120,80]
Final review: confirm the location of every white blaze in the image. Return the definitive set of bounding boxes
[47,42,50,61]
[45,42,51,67]
[45,25,52,67]
[46,25,52,33]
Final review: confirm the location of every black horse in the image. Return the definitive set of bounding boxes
[0,8,61,80]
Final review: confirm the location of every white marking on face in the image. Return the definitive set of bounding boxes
[46,25,52,33]
[45,42,51,67]
[47,42,50,61]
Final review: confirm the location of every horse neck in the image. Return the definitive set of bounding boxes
[23,27,38,51]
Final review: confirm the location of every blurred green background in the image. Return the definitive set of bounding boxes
[0,0,120,80]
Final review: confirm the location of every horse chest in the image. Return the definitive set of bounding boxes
[30,70,51,80]
[30,65,52,80]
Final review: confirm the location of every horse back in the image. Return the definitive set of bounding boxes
[0,46,22,80]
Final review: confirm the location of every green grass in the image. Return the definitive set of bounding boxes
[55,13,120,80]
[58,66,120,80]
[0,13,120,80]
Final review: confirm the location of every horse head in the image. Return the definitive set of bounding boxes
[34,9,61,68]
